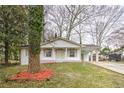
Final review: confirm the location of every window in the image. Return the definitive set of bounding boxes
[44,49,52,57]
[68,49,77,57]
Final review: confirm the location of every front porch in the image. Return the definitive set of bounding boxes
[40,48,81,63]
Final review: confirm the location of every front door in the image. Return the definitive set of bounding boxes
[55,49,65,62]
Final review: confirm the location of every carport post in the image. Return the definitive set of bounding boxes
[90,52,93,62]
[65,48,67,59]
[52,48,55,60]
[96,51,99,62]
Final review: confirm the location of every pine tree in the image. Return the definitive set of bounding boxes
[0,6,27,65]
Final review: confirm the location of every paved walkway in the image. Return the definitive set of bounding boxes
[89,62,124,75]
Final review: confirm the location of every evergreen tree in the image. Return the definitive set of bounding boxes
[0,6,27,64]
[28,6,43,73]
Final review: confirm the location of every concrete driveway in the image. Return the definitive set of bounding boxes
[90,62,124,75]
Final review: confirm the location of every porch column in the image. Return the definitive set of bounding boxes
[90,52,93,62]
[52,48,55,60]
[96,51,99,62]
[65,48,67,59]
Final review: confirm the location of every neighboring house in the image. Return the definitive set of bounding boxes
[20,38,99,65]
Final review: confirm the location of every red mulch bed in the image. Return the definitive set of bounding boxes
[8,69,53,81]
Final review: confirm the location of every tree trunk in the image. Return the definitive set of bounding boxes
[28,48,41,73]
[4,41,9,65]
[66,32,71,40]
[59,32,62,37]
[79,34,82,45]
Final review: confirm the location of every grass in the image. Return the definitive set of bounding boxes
[0,62,124,88]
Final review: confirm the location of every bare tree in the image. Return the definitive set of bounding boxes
[65,5,92,40]
[44,5,124,49]
[87,6,124,47]
[44,6,66,38]
[107,26,124,48]
[45,5,94,40]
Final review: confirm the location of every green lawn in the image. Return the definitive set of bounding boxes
[0,62,124,88]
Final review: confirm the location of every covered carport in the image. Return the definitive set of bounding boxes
[82,44,100,62]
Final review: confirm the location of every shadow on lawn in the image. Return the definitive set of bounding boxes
[0,63,20,68]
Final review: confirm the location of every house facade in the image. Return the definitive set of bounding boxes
[20,38,99,65]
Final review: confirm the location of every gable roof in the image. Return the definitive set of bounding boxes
[41,37,82,47]
[20,37,99,50]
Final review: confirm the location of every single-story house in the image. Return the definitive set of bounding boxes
[20,38,99,65]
